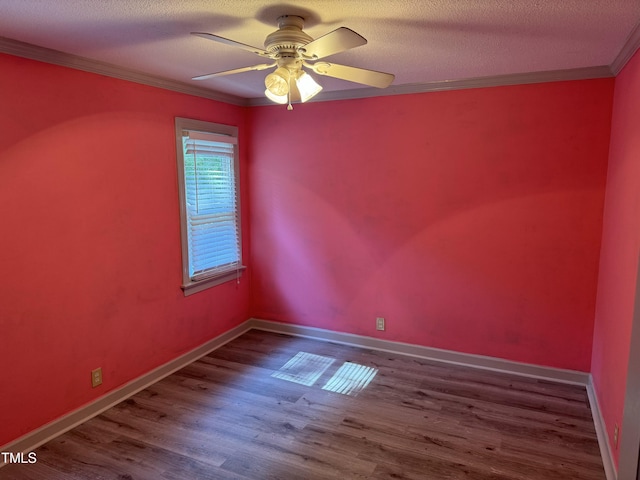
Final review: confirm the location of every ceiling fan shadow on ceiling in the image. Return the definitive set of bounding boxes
[191,15,395,109]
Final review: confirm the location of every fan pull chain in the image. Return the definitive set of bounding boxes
[287,70,293,110]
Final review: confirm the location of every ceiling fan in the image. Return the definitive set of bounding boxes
[191,15,395,109]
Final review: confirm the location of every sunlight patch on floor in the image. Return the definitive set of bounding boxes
[322,362,378,396]
[271,351,335,386]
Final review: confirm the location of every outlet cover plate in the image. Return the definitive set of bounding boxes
[91,367,103,388]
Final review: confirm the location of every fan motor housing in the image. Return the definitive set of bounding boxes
[264,15,313,54]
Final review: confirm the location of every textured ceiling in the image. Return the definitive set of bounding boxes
[1,0,639,102]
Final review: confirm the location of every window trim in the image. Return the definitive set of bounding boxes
[175,117,244,295]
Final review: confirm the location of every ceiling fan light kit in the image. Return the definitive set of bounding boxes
[264,66,290,96]
[192,15,394,109]
[295,71,323,101]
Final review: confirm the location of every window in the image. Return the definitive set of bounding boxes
[175,118,243,295]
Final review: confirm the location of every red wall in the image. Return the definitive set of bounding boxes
[591,48,640,466]
[0,53,250,446]
[0,50,619,451]
[249,80,613,371]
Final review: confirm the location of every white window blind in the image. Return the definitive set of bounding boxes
[181,129,240,281]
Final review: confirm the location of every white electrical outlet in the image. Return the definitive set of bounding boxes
[376,317,385,331]
[91,367,103,388]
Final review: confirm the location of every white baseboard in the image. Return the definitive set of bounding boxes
[2,317,611,477]
[0,320,253,467]
[249,318,618,480]
[249,318,616,478]
[247,318,590,385]
[587,381,618,480]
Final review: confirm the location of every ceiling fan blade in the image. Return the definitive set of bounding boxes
[309,62,394,88]
[302,27,367,59]
[191,32,269,57]
[192,63,275,81]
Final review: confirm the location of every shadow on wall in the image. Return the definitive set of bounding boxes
[251,169,601,371]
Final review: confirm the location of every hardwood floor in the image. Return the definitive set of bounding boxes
[1,330,606,479]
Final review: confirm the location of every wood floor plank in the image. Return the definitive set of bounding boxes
[1,330,606,480]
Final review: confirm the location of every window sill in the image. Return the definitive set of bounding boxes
[181,266,246,296]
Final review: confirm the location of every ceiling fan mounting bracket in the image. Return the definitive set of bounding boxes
[276,55,302,70]
[264,15,313,55]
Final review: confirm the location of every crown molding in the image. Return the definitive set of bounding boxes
[0,35,616,108]
[0,36,248,106]
[611,20,640,75]
[247,65,614,106]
